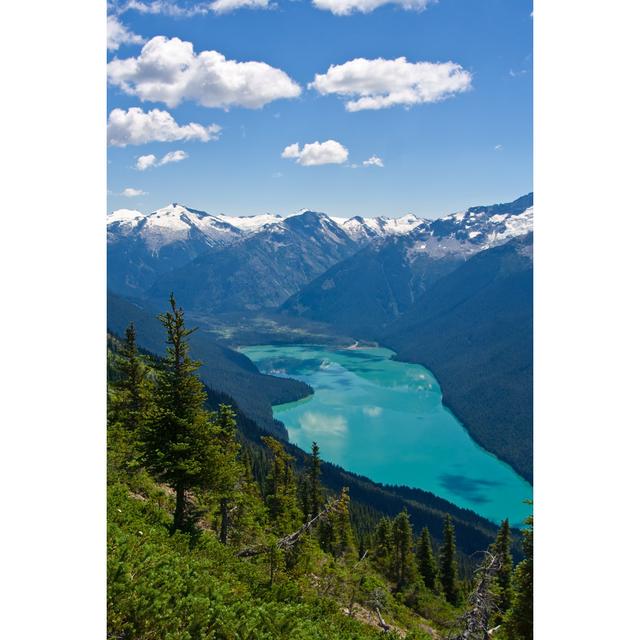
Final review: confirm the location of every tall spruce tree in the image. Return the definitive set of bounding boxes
[439,515,461,605]
[213,404,241,544]
[309,441,322,520]
[108,324,152,470]
[142,294,222,532]
[391,510,416,589]
[504,509,533,640]
[262,436,302,534]
[417,526,438,591]
[492,518,513,622]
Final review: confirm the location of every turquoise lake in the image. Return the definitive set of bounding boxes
[240,344,532,525]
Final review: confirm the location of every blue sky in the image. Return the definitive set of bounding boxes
[107,0,532,219]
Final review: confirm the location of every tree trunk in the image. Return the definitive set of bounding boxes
[173,482,186,532]
[220,497,229,545]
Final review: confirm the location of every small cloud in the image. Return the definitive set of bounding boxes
[363,406,382,417]
[509,68,527,77]
[363,155,384,167]
[159,149,188,165]
[135,150,188,170]
[107,16,144,52]
[494,144,503,151]
[121,187,147,197]
[272,171,284,178]
[282,140,349,166]
[136,154,157,171]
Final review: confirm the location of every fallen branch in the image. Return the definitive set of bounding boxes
[237,496,342,558]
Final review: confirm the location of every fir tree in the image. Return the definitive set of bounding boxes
[213,404,242,544]
[262,436,302,534]
[142,294,222,532]
[416,526,438,591]
[308,441,322,520]
[391,510,416,589]
[108,324,151,470]
[439,514,461,605]
[504,508,533,640]
[492,518,513,622]
[323,487,355,558]
[373,516,393,574]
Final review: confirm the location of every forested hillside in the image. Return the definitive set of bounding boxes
[384,234,533,482]
[107,296,533,639]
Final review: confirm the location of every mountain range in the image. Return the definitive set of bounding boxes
[107,193,533,481]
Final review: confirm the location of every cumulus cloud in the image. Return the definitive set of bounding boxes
[107,36,301,109]
[107,16,145,51]
[312,0,434,16]
[309,57,472,111]
[299,413,347,437]
[135,149,188,170]
[121,187,147,197]
[363,155,384,167]
[281,140,349,166]
[108,107,221,147]
[135,154,157,170]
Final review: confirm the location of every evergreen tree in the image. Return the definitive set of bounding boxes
[108,324,152,471]
[308,441,322,519]
[262,436,302,534]
[439,515,461,605]
[142,294,222,532]
[416,526,438,591]
[213,404,242,544]
[323,487,355,558]
[492,518,513,622]
[373,516,393,574]
[391,510,416,589]
[504,509,533,640]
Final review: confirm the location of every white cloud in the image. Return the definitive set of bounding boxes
[114,1,209,17]
[107,107,221,147]
[281,140,349,166]
[159,149,188,165]
[312,0,434,16]
[494,144,503,151]
[210,0,273,14]
[135,150,188,170]
[135,153,157,170]
[107,36,301,109]
[309,56,472,111]
[298,412,347,437]
[363,155,384,167]
[107,16,145,51]
[121,187,147,197]
[363,406,383,417]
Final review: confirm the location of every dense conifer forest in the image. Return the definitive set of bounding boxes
[107,296,533,639]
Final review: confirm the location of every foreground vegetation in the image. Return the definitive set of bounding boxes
[107,295,533,639]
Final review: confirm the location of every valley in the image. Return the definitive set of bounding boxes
[107,192,534,515]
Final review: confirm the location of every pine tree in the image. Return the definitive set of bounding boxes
[213,404,242,544]
[439,514,461,605]
[262,436,302,534]
[308,441,322,519]
[325,487,355,558]
[492,518,513,622]
[373,516,393,574]
[108,324,151,470]
[504,508,533,640]
[391,510,416,589]
[142,294,222,532]
[417,526,438,591]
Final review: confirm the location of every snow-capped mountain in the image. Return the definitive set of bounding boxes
[281,193,533,333]
[331,213,423,242]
